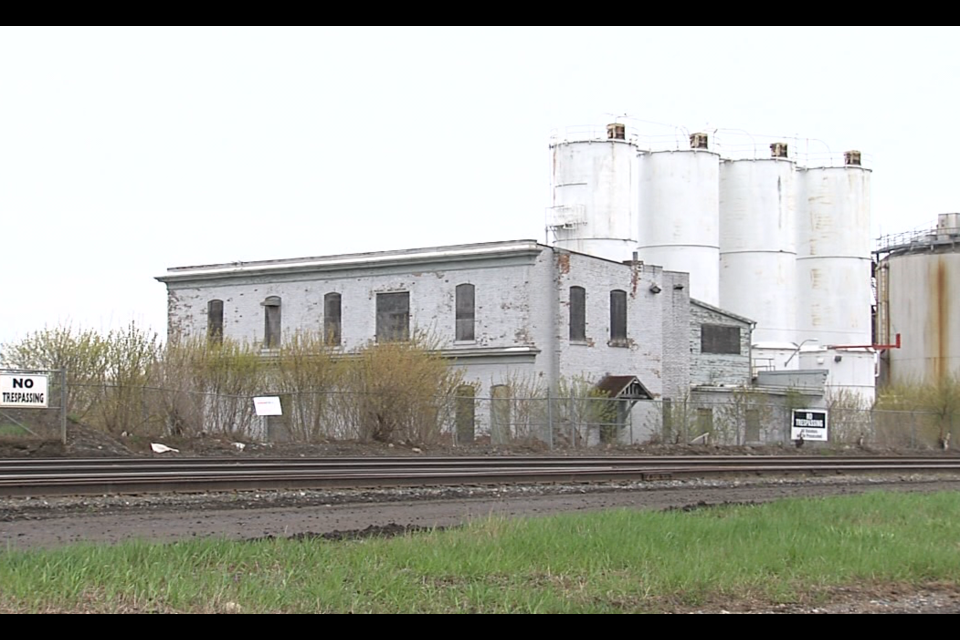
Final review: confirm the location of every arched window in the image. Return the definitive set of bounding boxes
[263,296,281,348]
[456,284,475,341]
[569,286,586,341]
[455,385,476,445]
[324,292,342,346]
[207,299,224,345]
[490,384,511,445]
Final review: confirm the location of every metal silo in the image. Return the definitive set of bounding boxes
[876,213,960,385]
[795,153,873,347]
[794,152,875,403]
[719,143,798,353]
[548,123,639,263]
[637,133,721,306]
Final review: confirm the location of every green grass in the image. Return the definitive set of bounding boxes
[2,491,960,613]
[0,424,29,437]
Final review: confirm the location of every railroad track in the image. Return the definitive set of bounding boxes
[2,455,960,497]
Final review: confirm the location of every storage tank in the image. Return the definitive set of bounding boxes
[719,143,797,347]
[877,213,960,384]
[548,123,639,263]
[795,153,873,347]
[637,133,721,306]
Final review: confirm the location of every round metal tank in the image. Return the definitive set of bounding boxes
[549,136,639,263]
[883,249,960,384]
[719,158,797,344]
[637,149,721,305]
[795,165,873,346]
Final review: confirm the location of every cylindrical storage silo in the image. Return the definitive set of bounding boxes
[637,148,721,306]
[549,128,639,264]
[719,157,797,346]
[883,248,960,385]
[795,163,873,347]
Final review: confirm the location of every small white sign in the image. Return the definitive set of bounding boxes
[791,409,829,442]
[253,396,283,416]
[0,374,49,408]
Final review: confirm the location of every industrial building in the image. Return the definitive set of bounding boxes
[548,123,876,404]
[158,118,895,444]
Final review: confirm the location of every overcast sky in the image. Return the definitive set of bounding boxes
[1,26,956,345]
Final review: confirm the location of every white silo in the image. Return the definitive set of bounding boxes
[796,152,875,402]
[637,133,721,306]
[877,213,960,385]
[548,123,639,263]
[795,152,873,346]
[719,143,798,368]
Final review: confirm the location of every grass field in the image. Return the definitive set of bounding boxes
[1,491,959,613]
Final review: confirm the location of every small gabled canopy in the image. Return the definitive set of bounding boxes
[594,375,654,401]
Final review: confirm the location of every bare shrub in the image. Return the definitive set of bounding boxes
[337,333,468,446]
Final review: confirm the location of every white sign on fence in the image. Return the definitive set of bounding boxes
[791,409,829,442]
[253,396,283,416]
[0,374,49,408]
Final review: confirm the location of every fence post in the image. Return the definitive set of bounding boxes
[60,368,68,446]
[547,394,553,450]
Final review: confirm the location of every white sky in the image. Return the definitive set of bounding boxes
[1,26,957,345]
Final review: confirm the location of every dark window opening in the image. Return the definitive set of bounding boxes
[610,289,627,345]
[455,385,476,444]
[569,286,586,341]
[324,292,342,346]
[207,299,224,345]
[701,324,741,354]
[263,296,281,348]
[456,284,475,341]
[376,292,410,342]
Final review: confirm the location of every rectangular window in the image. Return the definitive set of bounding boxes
[610,289,627,346]
[701,324,741,354]
[207,300,224,345]
[324,292,342,346]
[456,284,475,341]
[569,286,586,341]
[263,296,281,348]
[376,292,410,342]
[455,385,476,445]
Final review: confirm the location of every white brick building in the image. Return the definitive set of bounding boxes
[158,239,816,444]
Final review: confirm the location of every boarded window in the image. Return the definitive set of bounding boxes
[324,292,341,346]
[697,407,714,436]
[701,324,741,354]
[491,385,511,445]
[455,385,476,445]
[263,296,281,348]
[610,289,627,345]
[569,286,586,341]
[456,284,475,341]
[376,292,410,342]
[207,299,223,345]
[745,409,761,442]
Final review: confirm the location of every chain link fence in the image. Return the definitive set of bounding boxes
[1,381,957,452]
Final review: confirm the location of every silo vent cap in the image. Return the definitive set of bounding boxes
[770,142,789,158]
[844,150,862,166]
[607,123,626,140]
[689,132,709,149]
